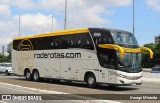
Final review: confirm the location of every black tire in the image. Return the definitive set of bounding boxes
[32,70,40,82]
[52,79,60,83]
[86,73,96,88]
[25,70,32,81]
[5,70,10,76]
[65,80,72,83]
[108,85,117,88]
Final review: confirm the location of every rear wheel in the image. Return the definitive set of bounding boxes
[33,70,40,82]
[25,70,32,81]
[86,73,96,88]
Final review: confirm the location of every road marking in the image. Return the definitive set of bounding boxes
[0,101,7,103]
[0,82,121,103]
[0,85,39,94]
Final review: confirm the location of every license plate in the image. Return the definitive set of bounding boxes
[131,83,136,85]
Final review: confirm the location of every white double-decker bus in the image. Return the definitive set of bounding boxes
[12,28,153,87]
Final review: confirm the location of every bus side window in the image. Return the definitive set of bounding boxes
[20,38,36,50]
[73,34,81,48]
[67,40,74,48]
[101,37,112,44]
[45,36,60,49]
[13,40,21,51]
[43,37,53,49]
[92,31,112,46]
[60,35,73,49]
[53,37,60,49]
[73,33,94,50]
[98,53,110,68]
[38,38,45,50]
[31,38,44,50]
[49,38,53,49]
[60,36,68,49]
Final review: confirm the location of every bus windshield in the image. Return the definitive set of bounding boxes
[117,52,142,73]
[112,32,138,45]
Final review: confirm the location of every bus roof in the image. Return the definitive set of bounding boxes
[13,28,132,40]
[89,28,132,34]
[13,28,89,40]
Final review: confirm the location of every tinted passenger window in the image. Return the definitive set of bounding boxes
[14,33,94,51]
[91,31,112,45]
[98,49,117,69]
[13,40,21,50]
[73,33,94,50]
[30,38,39,50]
[46,36,60,49]
[38,38,45,50]
[60,35,74,49]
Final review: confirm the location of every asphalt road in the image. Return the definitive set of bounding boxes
[0,74,160,94]
[0,73,160,103]
[0,83,85,103]
[0,75,89,103]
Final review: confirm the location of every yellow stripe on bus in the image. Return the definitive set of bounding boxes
[13,28,89,40]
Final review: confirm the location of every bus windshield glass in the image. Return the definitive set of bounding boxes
[112,32,138,45]
[117,52,142,73]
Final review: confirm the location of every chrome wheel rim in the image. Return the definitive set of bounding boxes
[88,77,94,85]
[26,72,30,79]
[34,72,38,80]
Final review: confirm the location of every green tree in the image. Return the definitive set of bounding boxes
[0,42,12,63]
[141,43,155,68]
[6,42,12,62]
[153,43,160,66]
[0,53,8,62]
[141,43,160,68]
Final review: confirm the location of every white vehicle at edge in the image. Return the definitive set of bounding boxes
[0,63,12,75]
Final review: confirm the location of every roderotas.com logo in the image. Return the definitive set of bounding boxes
[34,52,81,59]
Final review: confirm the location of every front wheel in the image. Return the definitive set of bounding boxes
[33,70,40,82]
[86,73,96,88]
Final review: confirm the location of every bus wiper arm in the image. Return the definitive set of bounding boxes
[140,46,153,59]
[98,44,124,58]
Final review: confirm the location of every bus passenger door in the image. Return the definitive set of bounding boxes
[98,67,109,83]
[97,52,116,84]
[97,53,109,83]
[108,69,116,84]
[108,58,116,84]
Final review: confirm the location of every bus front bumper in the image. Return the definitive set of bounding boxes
[116,76,143,86]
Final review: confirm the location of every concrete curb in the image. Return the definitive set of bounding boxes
[0,82,121,103]
[143,68,151,72]
[143,78,160,83]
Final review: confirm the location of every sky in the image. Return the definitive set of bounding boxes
[0,0,160,54]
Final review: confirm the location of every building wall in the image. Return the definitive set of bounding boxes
[155,35,160,44]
